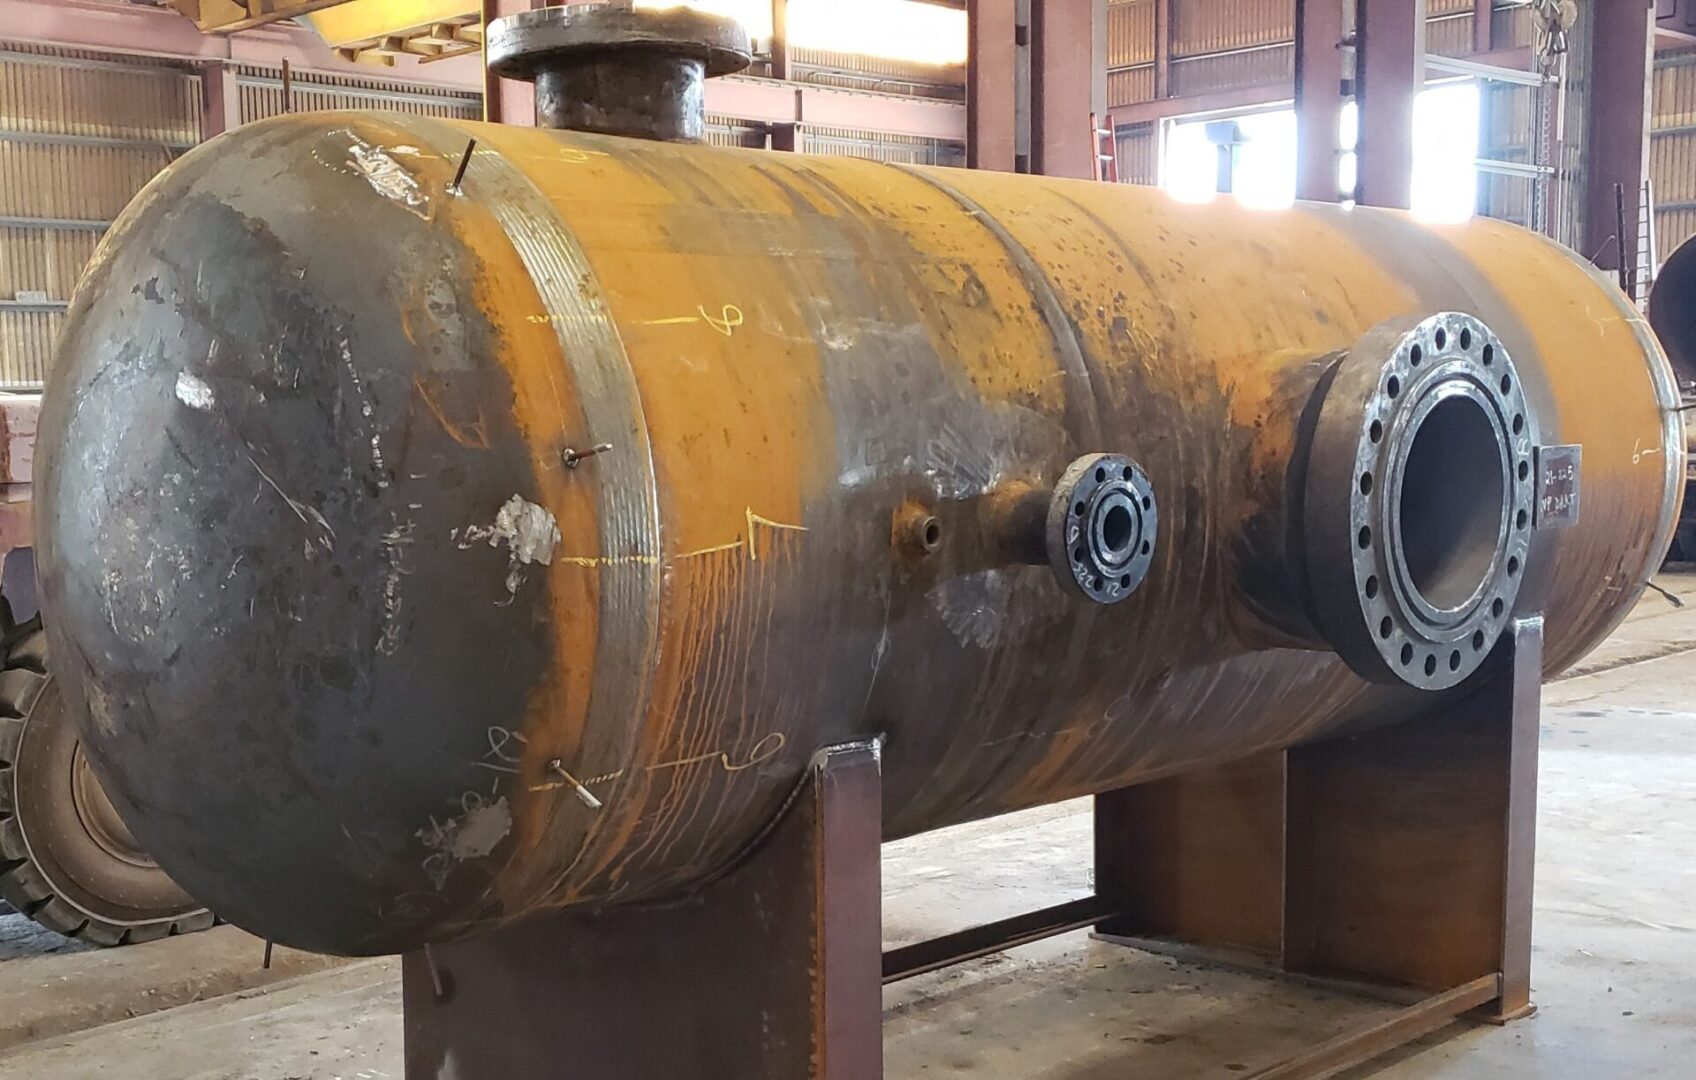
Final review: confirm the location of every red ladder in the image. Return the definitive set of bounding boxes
[1091,112,1119,183]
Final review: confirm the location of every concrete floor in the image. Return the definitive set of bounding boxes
[0,571,1692,1078]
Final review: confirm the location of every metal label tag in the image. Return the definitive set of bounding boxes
[1534,444,1582,529]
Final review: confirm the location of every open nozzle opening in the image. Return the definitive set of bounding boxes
[1397,395,1508,614]
[1303,313,1535,691]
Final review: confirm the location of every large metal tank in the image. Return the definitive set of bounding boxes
[36,109,1683,956]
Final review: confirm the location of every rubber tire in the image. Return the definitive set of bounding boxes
[0,618,215,945]
[1671,518,1696,564]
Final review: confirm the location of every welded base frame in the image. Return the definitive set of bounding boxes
[402,621,1540,1079]
[401,740,884,1080]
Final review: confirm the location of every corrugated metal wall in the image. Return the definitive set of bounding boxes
[1479,80,1535,229]
[1115,122,1160,183]
[803,126,964,165]
[1107,0,1156,107]
[233,64,480,124]
[0,46,199,388]
[789,47,965,101]
[0,49,482,389]
[706,116,770,149]
[781,47,965,163]
[1652,50,1696,266]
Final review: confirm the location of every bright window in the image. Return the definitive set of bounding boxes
[636,0,968,65]
[1165,82,1482,223]
[1163,110,1296,210]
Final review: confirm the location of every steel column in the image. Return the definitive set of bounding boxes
[1584,0,1655,286]
[967,0,1020,170]
[198,62,241,140]
[1033,0,1107,178]
[1356,0,1425,208]
[1153,0,1172,98]
[769,0,798,150]
[481,0,541,125]
[1295,0,1346,202]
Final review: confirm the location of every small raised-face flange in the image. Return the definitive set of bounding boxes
[1306,312,1535,691]
[1046,453,1158,605]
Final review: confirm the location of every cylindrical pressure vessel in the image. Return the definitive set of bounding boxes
[37,112,1684,955]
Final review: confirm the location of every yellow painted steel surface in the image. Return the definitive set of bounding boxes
[37,113,1683,953]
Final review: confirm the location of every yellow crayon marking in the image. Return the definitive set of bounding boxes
[678,539,747,560]
[552,509,800,569]
[745,507,808,561]
[640,304,745,337]
[579,733,786,789]
[555,553,664,568]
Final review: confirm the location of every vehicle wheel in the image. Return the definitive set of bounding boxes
[1672,519,1696,564]
[0,618,214,945]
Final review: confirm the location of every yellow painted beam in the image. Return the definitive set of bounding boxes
[305,0,475,48]
[171,0,357,34]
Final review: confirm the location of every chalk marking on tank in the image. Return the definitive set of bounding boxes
[246,454,335,554]
[337,338,389,489]
[543,510,800,569]
[378,520,415,657]
[637,303,745,336]
[576,732,788,790]
[745,508,806,561]
[413,377,489,449]
[174,371,214,410]
[861,586,893,721]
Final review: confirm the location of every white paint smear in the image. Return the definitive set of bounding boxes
[175,371,214,411]
[456,495,562,598]
[346,134,429,219]
[416,796,512,888]
[492,495,561,567]
[444,797,511,862]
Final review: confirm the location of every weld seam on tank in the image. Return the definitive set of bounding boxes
[894,165,1107,448]
[398,114,664,889]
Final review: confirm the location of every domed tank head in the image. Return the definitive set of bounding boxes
[37,113,589,954]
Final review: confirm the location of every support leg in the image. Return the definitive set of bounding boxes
[402,740,884,1080]
[1097,619,1541,1023]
